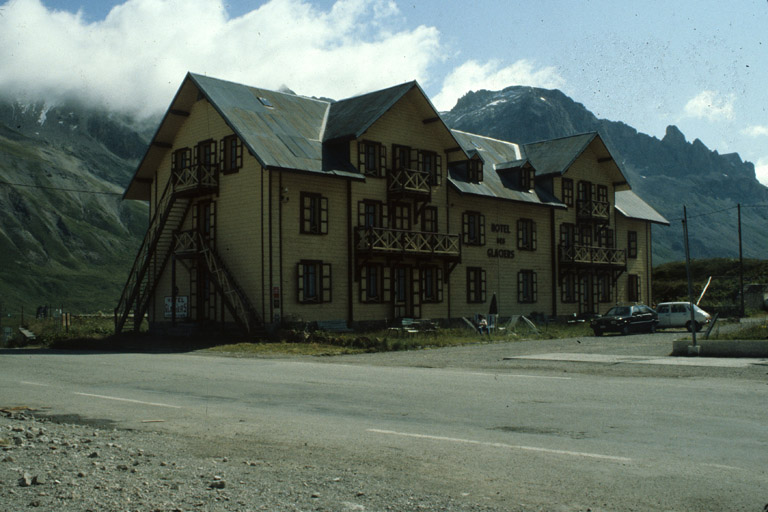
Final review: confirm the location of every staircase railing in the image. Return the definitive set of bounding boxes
[175,230,261,334]
[115,176,177,333]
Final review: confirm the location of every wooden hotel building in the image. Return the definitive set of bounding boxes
[115,73,668,334]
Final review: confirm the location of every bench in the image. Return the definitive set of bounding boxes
[388,318,437,337]
[18,328,36,342]
[315,320,353,333]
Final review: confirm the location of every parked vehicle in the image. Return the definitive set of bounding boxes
[655,302,711,331]
[590,304,658,336]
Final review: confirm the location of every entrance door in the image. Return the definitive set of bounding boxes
[392,266,421,319]
[579,274,597,316]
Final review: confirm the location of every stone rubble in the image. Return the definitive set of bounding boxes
[0,410,504,511]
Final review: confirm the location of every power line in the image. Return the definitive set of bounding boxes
[0,180,123,196]
[668,203,768,223]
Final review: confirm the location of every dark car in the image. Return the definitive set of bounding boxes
[590,305,658,336]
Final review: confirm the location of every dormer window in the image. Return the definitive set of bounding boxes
[468,158,483,183]
[519,167,535,191]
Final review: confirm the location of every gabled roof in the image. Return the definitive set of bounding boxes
[191,73,330,173]
[448,130,564,207]
[323,81,418,142]
[615,190,669,225]
[126,74,462,199]
[523,133,597,177]
[522,132,629,186]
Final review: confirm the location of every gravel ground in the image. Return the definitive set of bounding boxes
[0,409,508,512]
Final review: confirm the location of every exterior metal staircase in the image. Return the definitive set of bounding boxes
[172,230,262,334]
[114,177,191,333]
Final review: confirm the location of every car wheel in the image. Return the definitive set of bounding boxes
[621,325,630,336]
[649,323,656,334]
[686,321,700,332]
[593,328,603,336]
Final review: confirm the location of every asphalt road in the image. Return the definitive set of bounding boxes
[1,330,767,510]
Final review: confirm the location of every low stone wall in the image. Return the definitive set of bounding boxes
[672,339,768,357]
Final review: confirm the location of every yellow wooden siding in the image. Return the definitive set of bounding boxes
[278,172,349,323]
[448,192,553,318]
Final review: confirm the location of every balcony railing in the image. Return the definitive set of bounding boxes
[559,244,626,267]
[173,163,219,196]
[576,199,610,221]
[388,167,431,197]
[356,226,460,258]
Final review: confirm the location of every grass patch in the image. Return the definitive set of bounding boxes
[708,321,768,341]
[2,314,594,355]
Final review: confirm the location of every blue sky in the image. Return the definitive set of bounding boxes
[2,0,767,182]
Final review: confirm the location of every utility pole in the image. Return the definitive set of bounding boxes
[738,203,744,317]
[683,206,696,347]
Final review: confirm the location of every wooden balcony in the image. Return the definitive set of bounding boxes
[356,226,460,259]
[388,167,431,198]
[173,163,219,197]
[559,244,626,268]
[576,199,610,222]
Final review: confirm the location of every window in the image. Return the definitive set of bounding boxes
[518,167,535,190]
[577,180,593,202]
[358,140,386,177]
[195,140,217,168]
[561,273,577,303]
[562,178,574,206]
[597,227,614,248]
[579,224,592,246]
[390,203,411,230]
[468,158,483,183]
[462,211,485,246]
[419,150,442,186]
[560,223,575,247]
[597,185,608,204]
[598,273,612,303]
[628,274,641,302]
[628,231,638,258]
[421,206,438,233]
[297,261,332,303]
[172,147,192,171]
[360,264,389,303]
[392,144,411,170]
[300,193,328,234]
[220,135,242,173]
[358,200,386,228]
[421,265,444,303]
[518,270,538,303]
[517,219,537,251]
[466,267,486,303]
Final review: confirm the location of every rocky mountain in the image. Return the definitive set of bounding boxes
[0,100,152,312]
[442,86,768,264]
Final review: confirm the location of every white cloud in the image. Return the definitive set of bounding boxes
[431,59,566,112]
[0,0,441,118]
[683,90,735,122]
[742,125,768,138]
[755,158,768,186]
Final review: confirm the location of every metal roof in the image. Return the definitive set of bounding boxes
[191,73,329,173]
[522,133,597,177]
[448,130,564,208]
[615,190,669,225]
[323,82,418,142]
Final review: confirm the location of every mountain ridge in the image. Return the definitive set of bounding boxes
[442,86,768,263]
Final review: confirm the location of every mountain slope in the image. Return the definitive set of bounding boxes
[0,100,150,312]
[442,86,768,263]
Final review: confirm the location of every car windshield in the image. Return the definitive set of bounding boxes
[605,306,630,316]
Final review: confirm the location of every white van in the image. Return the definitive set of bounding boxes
[655,302,711,331]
